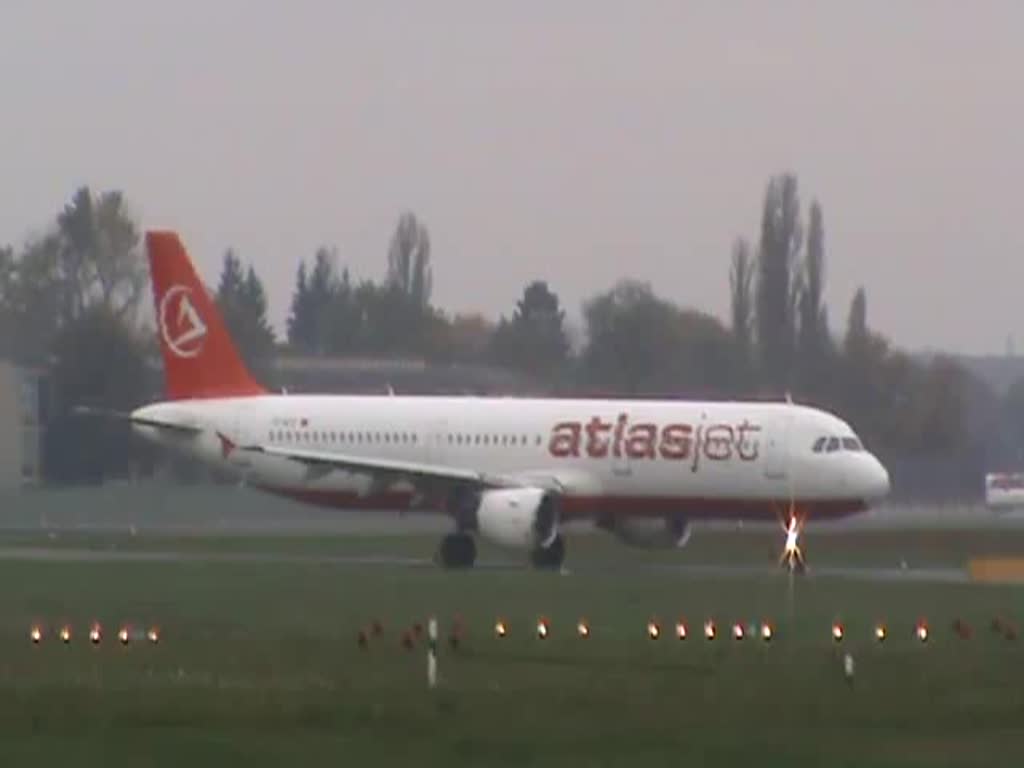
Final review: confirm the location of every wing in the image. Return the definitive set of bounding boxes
[247,443,510,488]
[245,443,569,494]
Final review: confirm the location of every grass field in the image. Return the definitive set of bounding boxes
[3,520,1024,766]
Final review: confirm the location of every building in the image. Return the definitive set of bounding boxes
[0,360,44,488]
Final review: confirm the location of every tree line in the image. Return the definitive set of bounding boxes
[0,178,1014,497]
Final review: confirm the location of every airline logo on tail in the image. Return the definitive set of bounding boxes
[159,285,208,358]
[145,230,265,400]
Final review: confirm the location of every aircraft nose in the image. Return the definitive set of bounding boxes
[863,453,891,499]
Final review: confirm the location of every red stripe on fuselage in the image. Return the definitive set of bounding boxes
[254,485,868,521]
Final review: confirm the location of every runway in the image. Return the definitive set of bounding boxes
[0,545,969,584]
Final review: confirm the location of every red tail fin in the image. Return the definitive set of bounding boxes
[146,230,265,400]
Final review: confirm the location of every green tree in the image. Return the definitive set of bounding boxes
[0,245,18,357]
[433,313,495,363]
[729,237,755,382]
[55,186,145,323]
[287,261,312,350]
[796,200,832,398]
[216,250,275,374]
[287,249,339,354]
[581,280,737,396]
[387,212,432,308]
[755,174,802,394]
[46,306,150,483]
[491,281,570,379]
[845,287,869,359]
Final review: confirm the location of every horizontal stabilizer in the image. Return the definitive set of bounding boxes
[72,406,202,435]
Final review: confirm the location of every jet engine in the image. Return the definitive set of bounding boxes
[474,487,559,550]
[597,514,692,549]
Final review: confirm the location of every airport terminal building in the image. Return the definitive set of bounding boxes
[0,360,44,488]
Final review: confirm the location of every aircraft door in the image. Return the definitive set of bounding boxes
[762,414,791,483]
[230,405,256,480]
[426,419,447,465]
[612,444,631,477]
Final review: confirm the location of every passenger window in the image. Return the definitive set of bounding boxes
[826,437,840,453]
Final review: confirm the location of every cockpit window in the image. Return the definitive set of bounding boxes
[841,437,862,451]
[812,437,827,453]
[826,437,840,453]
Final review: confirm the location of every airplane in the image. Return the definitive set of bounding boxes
[119,230,890,570]
[984,472,1024,512]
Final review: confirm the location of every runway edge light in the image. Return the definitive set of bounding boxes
[916,619,929,643]
[675,619,688,640]
[704,619,716,641]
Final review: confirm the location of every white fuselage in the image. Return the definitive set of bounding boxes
[133,395,890,522]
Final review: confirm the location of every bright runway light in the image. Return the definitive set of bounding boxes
[832,622,844,642]
[147,627,160,644]
[118,626,130,645]
[647,620,660,640]
[494,619,508,638]
[576,619,590,638]
[675,620,688,640]
[60,625,72,644]
[704,620,716,641]
[732,623,745,641]
[760,623,773,642]
[916,621,929,643]
[536,618,549,640]
[874,624,887,642]
[30,625,42,644]
[89,624,102,645]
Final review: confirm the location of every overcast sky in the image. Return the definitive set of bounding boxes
[2,1,1022,354]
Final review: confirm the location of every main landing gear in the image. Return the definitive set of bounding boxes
[437,532,477,569]
[435,532,567,570]
[779,513,807,574]
[530,534,566,570]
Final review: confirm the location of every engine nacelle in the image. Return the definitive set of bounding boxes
[474,487,559,550]
[598,514,692,549]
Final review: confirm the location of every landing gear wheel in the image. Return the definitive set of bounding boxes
[530,534,566,570]
[437,533,477,569]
